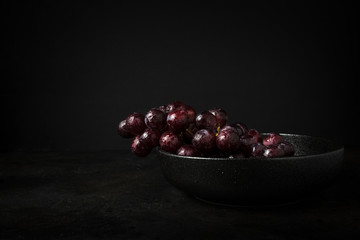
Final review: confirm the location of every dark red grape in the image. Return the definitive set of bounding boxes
[220,125,239,134]
[247,129,262,142]
[159,131,183,153]
[195,111,218,132]
[167,109,189,132]
[156,105,167,114]
[278,141,295,156]
[126,112,146,135]
[177,144,200,157]
[131,136,151,157]
[263,144,285,158]
[139,129,160,148]
[166,101,186,113]
[180,105,196,123]
[216,126,240,153]
[192,129,217,153]
[249,142,266,158]
[263,133,284,146]
[239,130,262,155]
[145,108,166,131]
[209,108,227,127]
[231,122,248,136]
[117,120,134,138]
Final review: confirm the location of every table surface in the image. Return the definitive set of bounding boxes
[1,147,359,240]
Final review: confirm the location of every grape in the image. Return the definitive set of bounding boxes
[195,111,218,132]
[220,125,239,134]
[231,122,248,136]
[126,112,146,135]
[249,142,266,158]
[263,144,285,158]
[177,144,200,157]
[166,101,186,113]
[157,105,167,114]
[263,133,283,146]
[117,120,134,138]
[131,136,151,157]
[209,108,227,127]
[145,108,166,131]
[247,129,262,142]
[216,126,240,153]
[159,131,183,153]
[181,105,196,123]
[167,108,189,132]
[139,129,161,148]
[192,129,217,153]
[239,130,262,154]
[278,141,295,156]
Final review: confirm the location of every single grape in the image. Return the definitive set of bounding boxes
[278,141,295,156]
[239,130,262,155]
[177,144,200,157]
[117,120,134,138]
[159,131,183,153]
[166,101,186,113]
[263,133,284,146]
[220,125,239,135]
[216,126,240,153]
[139,129,161,148]
[126,112,146,135]
[249,142,266,158]
[231,122,248,136]
[156,105,167,114]
[263,144,285,158]
[180,105,196,123]
[167,108,189,132]
[195,111,218,132]
[192,129,217,153]
[145,108,166,131]
[247,129,262,142]
[209,108,227,127]
[131,136,151,157]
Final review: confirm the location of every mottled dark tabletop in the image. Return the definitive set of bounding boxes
[1,148,359,240]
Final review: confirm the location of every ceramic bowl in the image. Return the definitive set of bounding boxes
[157,133,344,206]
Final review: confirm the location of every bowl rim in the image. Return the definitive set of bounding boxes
[157,133,344,161]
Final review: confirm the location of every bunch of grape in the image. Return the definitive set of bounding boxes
[117,101,294,158]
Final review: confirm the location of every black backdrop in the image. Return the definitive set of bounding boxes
[2,2,357,152]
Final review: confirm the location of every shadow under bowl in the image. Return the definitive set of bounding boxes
[157,133,344,206]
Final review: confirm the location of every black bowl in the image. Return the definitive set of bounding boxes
[157,133,344,206]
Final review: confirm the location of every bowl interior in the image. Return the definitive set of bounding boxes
[269,133,341,157]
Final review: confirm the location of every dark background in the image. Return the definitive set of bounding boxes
[2,2,358,152]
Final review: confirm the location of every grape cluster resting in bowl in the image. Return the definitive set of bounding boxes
[117,101,295,158]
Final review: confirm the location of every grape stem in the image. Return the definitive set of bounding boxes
[215,125,221,136]
[185,128,193,136]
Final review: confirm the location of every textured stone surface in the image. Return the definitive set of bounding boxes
[0,148,359,240]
